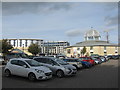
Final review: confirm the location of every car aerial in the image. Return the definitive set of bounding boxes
[33,57,77,78]
[79,57,95,66]
[62,58,83,69]
[4,58,52,81]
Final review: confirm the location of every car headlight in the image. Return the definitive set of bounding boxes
[35,69,44,73]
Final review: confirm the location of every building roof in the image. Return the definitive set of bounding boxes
[67,40,117,48]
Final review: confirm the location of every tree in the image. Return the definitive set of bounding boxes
[28,43,41,56]
[81,46,86,56]
[1,39,13,56]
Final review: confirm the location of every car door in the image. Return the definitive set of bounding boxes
[16,60,29,77]
[9,60,19,75]
[43,58,60,74]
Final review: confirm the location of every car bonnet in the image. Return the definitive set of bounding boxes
[62,64,76,69]
[31,66,51,72]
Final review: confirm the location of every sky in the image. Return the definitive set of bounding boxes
[1,1,119,45]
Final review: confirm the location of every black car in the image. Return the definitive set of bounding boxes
[112,55,119,59]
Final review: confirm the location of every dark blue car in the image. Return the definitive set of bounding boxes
[80,60,92,68]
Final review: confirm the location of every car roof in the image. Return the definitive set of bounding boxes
[10,58,32,61]
[34,56,55,59]
[63,58,78,59]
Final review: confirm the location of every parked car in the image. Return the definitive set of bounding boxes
[104,55,109,61]
[62,58,83,69]
[79,57,95,66]
[91,57,101,64]
[112,55,119,59]
[77,58,92,68]
[107,55,113,59]
[4,58,52,81]
[91,56,102,64]
[0,56,5,65]
[33,57,77,78]
[99,56,106,62]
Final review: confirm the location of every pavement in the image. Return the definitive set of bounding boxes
[1,59,119,88]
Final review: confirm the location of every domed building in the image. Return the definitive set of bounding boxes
[65,29,118,57]
[84,30,101,41]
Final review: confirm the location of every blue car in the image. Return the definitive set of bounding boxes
[80,60,92,68]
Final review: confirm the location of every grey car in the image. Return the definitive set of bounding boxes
[33,57,77,78]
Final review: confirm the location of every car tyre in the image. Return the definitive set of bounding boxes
[56,70,64,78]
[4,69,11,77]
[28,73,36,81]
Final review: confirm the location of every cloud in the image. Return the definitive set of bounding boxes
[104,15,118,26]
[65,29,83,37]
[2,2,77,16]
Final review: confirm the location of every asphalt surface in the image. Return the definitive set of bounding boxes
[1,59,119,88]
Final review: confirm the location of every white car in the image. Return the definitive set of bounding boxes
[4,58,52,81]
[62,58,83,69]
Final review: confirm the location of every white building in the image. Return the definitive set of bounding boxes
[41,41,70,55]
[7,38,43,55]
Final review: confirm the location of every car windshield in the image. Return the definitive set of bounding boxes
[55,59,68,65]
[25,60,42,67]
[79,57,90,60]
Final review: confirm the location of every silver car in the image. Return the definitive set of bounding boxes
[33,57,77,78]
[4,58,52,81]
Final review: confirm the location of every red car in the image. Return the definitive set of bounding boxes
[79,57,95,65]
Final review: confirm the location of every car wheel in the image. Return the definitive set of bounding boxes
[28,73,36,81]
[56,70,64,78]
[4,69,11,77]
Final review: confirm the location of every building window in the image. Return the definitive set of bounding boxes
[90,52,93,54]
[13,40,16,47]
[115,46,117,50]
[67,49,71,54]
[20,40,22,47]
[9,40,11,44]
[77,48,80,50]
[25,40,27,47]
[31,40,33,44]
[90,46,93,50]
[104,46,106,50]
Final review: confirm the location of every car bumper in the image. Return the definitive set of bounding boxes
[36,72,52,80]
[64,69,77,76]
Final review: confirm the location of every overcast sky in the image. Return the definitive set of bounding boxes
[1,2,118,45]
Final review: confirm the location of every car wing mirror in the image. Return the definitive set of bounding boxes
[23,65,27,68]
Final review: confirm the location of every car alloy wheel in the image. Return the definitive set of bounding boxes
[4,69,11,77]
[56,70,64,78]
[28,73,36,81]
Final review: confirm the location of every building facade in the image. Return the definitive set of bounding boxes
[7,39,43,55]
[5,39,70,55]
[65,29,119,57]
[41,41,70,55]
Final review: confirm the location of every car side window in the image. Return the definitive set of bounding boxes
[44,58,53,64]
[18,60,27,66]
[11,60,18,65]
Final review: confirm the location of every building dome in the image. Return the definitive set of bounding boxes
[84,29,101,41]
